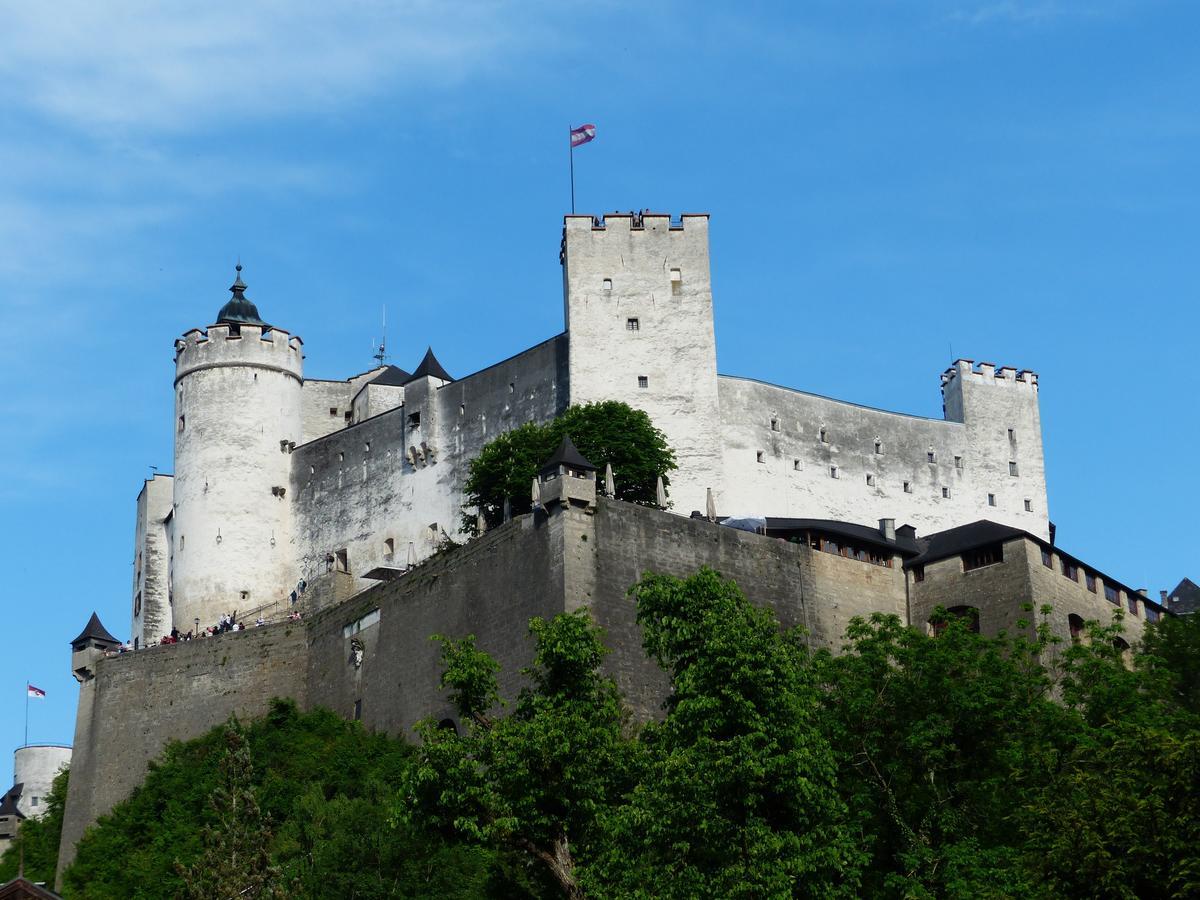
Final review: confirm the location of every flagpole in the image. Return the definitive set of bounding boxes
[25,686,29,748]
[569,124,576,215]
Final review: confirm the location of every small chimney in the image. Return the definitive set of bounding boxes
[879,518,896,541]
[1136,587,1147,597]
[1161,590,1169,603]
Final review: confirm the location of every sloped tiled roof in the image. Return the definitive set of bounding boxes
[1168,577,1200,614]
[369,365,412,387]
[539,436,597,477]
[404,348,453,384]
[70,612,120,650]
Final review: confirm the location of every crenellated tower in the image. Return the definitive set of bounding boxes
[941,359,1049,538]
[561,212,722,515]
[170,267,303,630]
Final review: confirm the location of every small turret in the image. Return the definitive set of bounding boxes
[538,436,597,510]
[70,612,121,683]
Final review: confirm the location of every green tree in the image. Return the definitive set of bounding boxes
[1015,616,1200,897]
[400,613,636,898]
[1140,610,1200,717]
[64,699,508,899]
[814,609,1072,898]
[590,568,862,899]
[175,720,289,900]
[462,401,676,531]
[0,767,69,885]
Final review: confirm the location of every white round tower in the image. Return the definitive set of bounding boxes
[13,744,71,818]
[171,266,303,632]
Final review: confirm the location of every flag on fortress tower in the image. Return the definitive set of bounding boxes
[570,124,596,148]
[27,684,45,698]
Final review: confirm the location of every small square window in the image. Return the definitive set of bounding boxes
[1009,461,1019,476]
[912,565,925,583]
[954,456,963,469]
[866,474,875,487]
[637,376,649,389]
[987,493,996,506]
[670,268,682,294]
[407,411,421,428]
[927,450,936,464]
[329,407,338,416]
[942,486,951,498]
[1024,499,1032,512]
[756,450,765,464]
[830,465,839,479]
[626,317,640,331]
[793,459,801,471]
[903,481,912,493]
[602,278,612,291]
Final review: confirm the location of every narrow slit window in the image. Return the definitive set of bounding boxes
[1024,498,1033,512]
[874,439,882,454]
[770,417,780,432]
[987,493,996,506]
[903,481,912,493]
[942,486,951,498]
[954,456,963,469]
[1009,461,1019,476]
[830,465,839,479]
[670,268,682,294]
[866,474,876,487]
[793,459,801,471]
[756,450,765,464]
[927,450,937,463]
[819,427,828,443]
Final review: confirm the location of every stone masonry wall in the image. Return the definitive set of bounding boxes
[57,625,307,874]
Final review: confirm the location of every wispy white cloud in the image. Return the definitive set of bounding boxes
[0,0,549,136]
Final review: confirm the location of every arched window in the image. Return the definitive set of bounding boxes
[437,718,459,736]
[930,605,981,636]
[1068,614,1085,644]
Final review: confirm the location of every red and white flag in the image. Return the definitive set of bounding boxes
[27,684,46,699]
[570,124,596,148]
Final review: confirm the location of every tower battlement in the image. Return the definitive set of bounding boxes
[940,358,1038,392]
[565,211,709,233]
[175,324,303,383]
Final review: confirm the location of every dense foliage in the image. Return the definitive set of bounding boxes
[461,401,676,531]
[0,767,68,884]
[49,577,1200,898]
[62,700,528,899]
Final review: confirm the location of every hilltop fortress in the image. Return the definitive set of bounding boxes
[131,212,1049,646]
[58,212,1170,879]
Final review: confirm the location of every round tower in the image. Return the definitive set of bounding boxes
[171,266,303,631]
[13,745,71,818]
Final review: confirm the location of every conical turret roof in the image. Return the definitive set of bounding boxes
[539,435,597,478]
[70,612,120,650]
[215,264,270,328]
[403,347,453,384]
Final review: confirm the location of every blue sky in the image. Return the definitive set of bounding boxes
[1,0,1196,753]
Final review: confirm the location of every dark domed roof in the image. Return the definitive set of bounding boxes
[216,264,270,328]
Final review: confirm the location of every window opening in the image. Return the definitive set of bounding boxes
[1042,548,1053,567]
[626,317,640,331]
[1069,614,1085,643]
[1024,499,1033,512]
[1086,572,1097,593]
[963,542,1003,571]
[987,493,996,506]
[1104,584,1120,604]
[903,481,912,493]
[602,278,612,291]
[1061,559,1079,582]
[874,439,883,454]
[866,474,875,487]
[927,450,936,463]
[830,465,839,479]
[637,376,649,389]
[670,268,682,294]
[1009,461,1019,476]
[942,486,950,498]
[756,450,765,464]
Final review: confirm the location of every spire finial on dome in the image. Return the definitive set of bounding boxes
[216,261,269,327]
